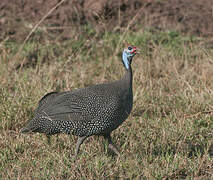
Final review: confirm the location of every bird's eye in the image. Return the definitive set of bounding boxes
[128,46,132,50]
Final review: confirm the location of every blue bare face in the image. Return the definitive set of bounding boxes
[122,46,138,69]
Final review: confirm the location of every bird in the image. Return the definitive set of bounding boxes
[20,45,140,157]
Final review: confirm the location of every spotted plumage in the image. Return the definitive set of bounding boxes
[20,45,140,156]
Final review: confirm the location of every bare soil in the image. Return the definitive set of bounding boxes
[0,0,213,41]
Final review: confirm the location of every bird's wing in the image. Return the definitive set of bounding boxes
[38,92,94,122]
[37,89,122,123]
[35,91,68,113]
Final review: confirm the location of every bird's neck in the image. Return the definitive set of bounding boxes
[121,65,133,90]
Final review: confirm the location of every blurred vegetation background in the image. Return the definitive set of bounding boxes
[0,0,213,179]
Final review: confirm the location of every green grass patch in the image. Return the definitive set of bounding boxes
[0,29,212,179]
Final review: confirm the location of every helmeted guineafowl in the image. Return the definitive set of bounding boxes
[20,45,139,156]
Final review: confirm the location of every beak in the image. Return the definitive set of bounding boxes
[130,47,141,54]
[132,46,141,54]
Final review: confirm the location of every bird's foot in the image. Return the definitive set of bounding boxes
[108,143,121,156]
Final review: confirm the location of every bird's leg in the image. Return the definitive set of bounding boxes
[104,134,120,156]
[46,135,51,145]
[75,136,88,157]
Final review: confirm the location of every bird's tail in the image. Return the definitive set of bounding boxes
[20,121,37,133]
[20,126,31,133]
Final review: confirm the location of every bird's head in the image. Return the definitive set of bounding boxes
[122,45,140,69]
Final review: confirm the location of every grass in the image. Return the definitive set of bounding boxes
[0,28,213,179]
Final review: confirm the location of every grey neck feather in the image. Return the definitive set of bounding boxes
[120,64,133,92]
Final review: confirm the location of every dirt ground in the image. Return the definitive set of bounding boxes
[0,0,213,42]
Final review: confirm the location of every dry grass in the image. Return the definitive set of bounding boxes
[0,29,213,179]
